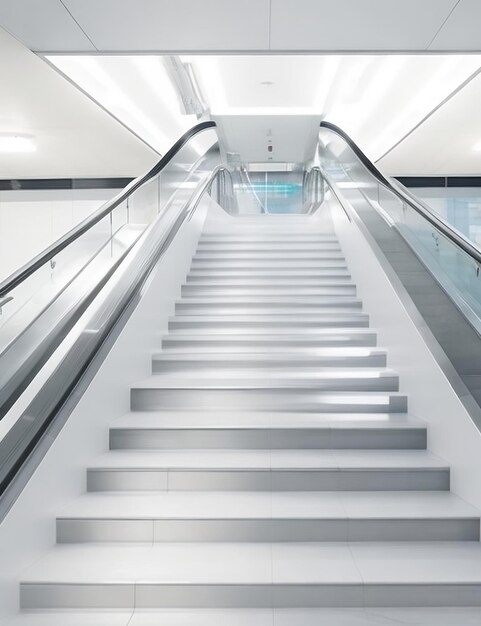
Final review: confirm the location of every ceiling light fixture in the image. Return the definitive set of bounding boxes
[0,135,36,153]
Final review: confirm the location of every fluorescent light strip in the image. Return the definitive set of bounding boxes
[0,135,36,153]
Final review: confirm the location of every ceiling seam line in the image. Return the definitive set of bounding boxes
[58,0,99,51]
[41,56,161,157]
[374,63,481,165]
[426,0,462,50]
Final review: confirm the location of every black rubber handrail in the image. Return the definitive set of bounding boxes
[0,121,216,298]
[320,121,481,266]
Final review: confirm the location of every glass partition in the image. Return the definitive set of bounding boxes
[318,126,481,322]
[0,127,218,369]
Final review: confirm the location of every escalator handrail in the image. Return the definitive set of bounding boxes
[0,121,216,298]
[320,121,481,266]
[0,163,224,508]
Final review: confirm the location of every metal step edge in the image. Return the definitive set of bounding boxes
[21,581,481,609]
[55,516,479,543]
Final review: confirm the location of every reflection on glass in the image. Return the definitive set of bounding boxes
[319,127,481,322]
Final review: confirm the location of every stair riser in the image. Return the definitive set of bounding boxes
[21,581,481,609]
[175,303,364,314]
[134,376,399,393]
[199,238,339,244]
[198,236,340,241]
[109,428,426,450]
[185,278,354,286]
[168,319,369,331]
[186,273,352,282]
[153,355,387,371]
[191,264,349,272]
[190,262,349,269]
[197,244,342,250]
[131,390,406,412]
[86,468,448,492]
[193,255,346,262]
[56,517,476,544]
[162,337,378,350]
[181,287,357,297]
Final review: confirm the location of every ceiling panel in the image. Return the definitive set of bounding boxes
[270,0,458,51]
[1,0,479,53]
[0,0,95,52]
[63,0,270,52]
[429,0,481,51]
[377,70,481,176]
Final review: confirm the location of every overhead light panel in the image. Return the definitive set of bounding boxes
[0,135,36,153]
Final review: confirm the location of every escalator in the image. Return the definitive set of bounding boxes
[1,120,481,624]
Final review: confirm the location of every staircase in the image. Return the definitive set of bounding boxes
[16,215,481,623]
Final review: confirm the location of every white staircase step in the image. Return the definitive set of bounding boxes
[184,278,354,287]
[190,258,348,273]
[19,542,481,609]
[186,270,352,280]
[8,608,481,626]
[199,235,339,242]
[130,388,407,413]
[132,369,400,391]
[176,295,362,306]
[56,491,479,543]
[193,253,346,261]
[181,285,357,297]
[196,243,342,251]
[86,449,447,492]
[161,330,378,351]
[153,348,385,370]
[191,260,348,269]
[175,301,364,315]
[168,315,370,331]
[109,411,425,449]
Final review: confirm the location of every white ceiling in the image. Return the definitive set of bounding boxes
[189,54,481,166]
[0,27,157,178]
[378,70,481,176]
[2,0,481,53]
[49,56,200,156]
[46,52,481,173]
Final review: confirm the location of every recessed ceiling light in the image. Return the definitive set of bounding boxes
[0,135,36,153]
[260,81,274,86]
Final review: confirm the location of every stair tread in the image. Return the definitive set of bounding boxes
[177,297,362,304]
[164,330,375,339]
[57,491,478,521]
[169,315,369,325]
[19,542,481,584]
[88,449,447,470]
[183,281,355,287]
[111,411,425,430]
[7,608,481,626]
[154,349,384,361]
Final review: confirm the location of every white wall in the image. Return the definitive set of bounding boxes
[0,188,120,282]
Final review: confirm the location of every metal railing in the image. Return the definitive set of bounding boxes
[0,121,216,299]
[0,122,223,508]
[320,121,481,266]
